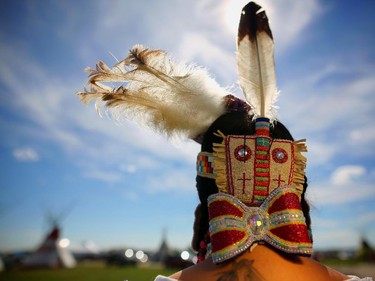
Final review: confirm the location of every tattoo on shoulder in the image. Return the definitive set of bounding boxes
[216,259,263,281]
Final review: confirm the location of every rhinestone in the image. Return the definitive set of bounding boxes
[234,145,251,161]
[238,148,247,157]
[276,151,285,159]
[249,213,264,235]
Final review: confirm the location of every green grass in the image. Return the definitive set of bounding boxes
[0,262,177,281]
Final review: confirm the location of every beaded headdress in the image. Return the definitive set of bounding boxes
[78,1,312,264]
[196,2,311,263]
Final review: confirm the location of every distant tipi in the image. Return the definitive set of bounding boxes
[152,228,170,263]
[22,224,76,269]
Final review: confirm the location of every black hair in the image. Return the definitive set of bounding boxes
[192,111,312,251]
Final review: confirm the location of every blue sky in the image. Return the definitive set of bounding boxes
[0,0,374,254]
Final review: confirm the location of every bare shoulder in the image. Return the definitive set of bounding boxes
[249,246,349,281]
[168,258,222,281]
[169,257,252,281]
[168,246,349,281]
[298,257,349,281]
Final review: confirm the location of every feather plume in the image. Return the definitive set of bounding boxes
[237,2,278,120]
[78,45,229,140]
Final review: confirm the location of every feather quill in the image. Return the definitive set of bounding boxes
[237,2,278,120]
[78,45,229,140]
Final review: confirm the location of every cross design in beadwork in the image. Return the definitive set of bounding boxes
[237,172,252,194]
[272,174,285,187]
[257,137,270,147]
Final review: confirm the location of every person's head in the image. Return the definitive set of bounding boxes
[192,111,312,252]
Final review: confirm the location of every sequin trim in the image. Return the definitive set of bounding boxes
[207,185,312,263]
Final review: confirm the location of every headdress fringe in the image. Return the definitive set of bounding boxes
[212,130,228,193]
[291,139,307,194]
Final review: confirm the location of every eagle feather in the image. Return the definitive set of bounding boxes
[237,2,278,120]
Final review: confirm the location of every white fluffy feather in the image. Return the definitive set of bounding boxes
[78,45,229,140]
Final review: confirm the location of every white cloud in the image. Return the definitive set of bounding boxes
[0,37,199,177]
[306,140,339,166]
[12,147,39,162]
[248,0,323,51]
[308,168,375,206]
[263,0,323,50]
[214,0,323,52]
[277,57,375,168]
[311,183,374,206]
[119,164,137,173]
[146,169,196,194]
[330,165,366,186]
[313,211,375,231]
[174,0,323,86]
[312,210,375,250]
[350,126,375,145]
[82,170,122,184]
[176,32,236,84]
[0,43,84,151]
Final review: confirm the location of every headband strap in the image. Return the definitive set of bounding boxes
[196,152,216,179]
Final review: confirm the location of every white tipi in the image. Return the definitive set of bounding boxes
[22,224,76,269]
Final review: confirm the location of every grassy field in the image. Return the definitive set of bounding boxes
[1,261,374,281]
[0,262,176,281]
